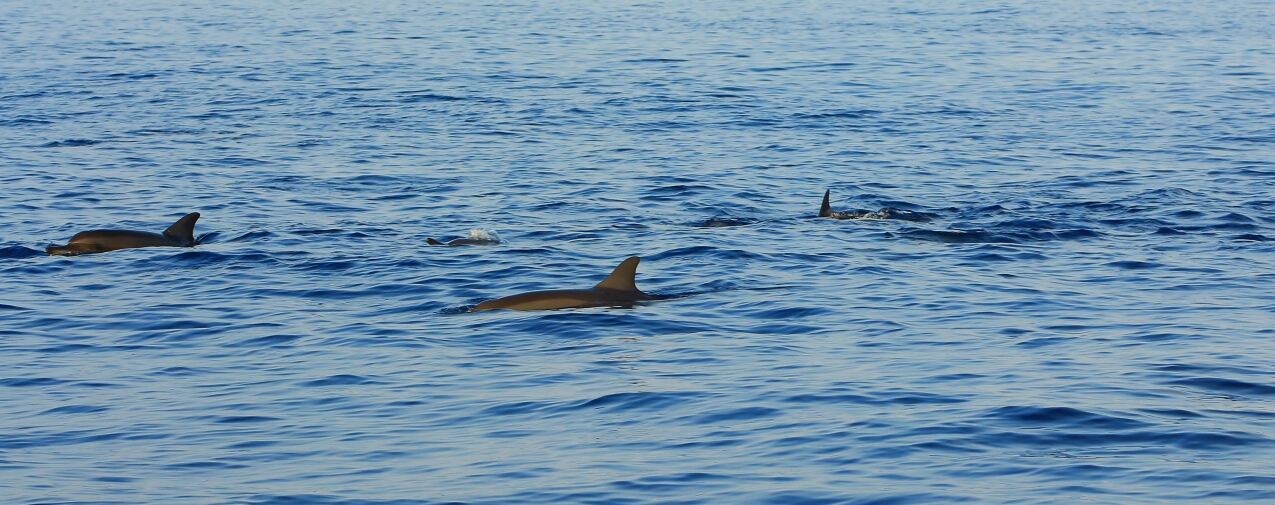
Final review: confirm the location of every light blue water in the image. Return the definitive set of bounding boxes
[3,1,1275,503]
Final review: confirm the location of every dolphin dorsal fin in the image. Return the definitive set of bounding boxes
[594,256,642,292]
[818,190,832,218]
[163,212,200,244]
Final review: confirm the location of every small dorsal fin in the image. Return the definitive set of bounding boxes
[818,190,832,218]
[162,212,200,244]
[594,256,642,292]
[427,238,443,245]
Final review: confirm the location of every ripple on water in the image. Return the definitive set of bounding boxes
[3,1,1275,503]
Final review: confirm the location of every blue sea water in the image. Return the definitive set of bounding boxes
[2,0,1275,503]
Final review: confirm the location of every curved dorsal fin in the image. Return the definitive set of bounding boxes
[818,190,832,218]
[594,256,642,292]
[163,212,200,244]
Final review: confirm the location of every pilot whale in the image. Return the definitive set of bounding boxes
[471,256,663,311]
[46,212,201,256]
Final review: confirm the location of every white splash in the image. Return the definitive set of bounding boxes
[468,229,500,243]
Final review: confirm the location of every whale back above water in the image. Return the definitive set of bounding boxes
[427,229,501,246]
[471,256,660,311]
[46,212,200,256]
[817,190,937,222]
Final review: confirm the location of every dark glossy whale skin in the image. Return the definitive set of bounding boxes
[471,256,660,311]
[45,212,200,256]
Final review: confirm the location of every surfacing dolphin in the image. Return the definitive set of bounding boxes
[471,256,663,311]
[427,229,500,246]
[46,212,201,256]
[818,190,935,221]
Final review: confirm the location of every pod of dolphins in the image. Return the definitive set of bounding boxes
[43,191,881,311]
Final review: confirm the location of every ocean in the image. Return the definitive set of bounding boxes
[2,1,1274,503]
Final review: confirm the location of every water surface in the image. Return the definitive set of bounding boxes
[2,1,1275,503]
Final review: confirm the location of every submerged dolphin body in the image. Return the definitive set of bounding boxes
[818,190,935,221]
[45,213,201,256]
[428,229,500,246]
[471,256,662,311]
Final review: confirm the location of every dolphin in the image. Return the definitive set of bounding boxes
[45,212,201,256]
[428,229,500,246]
[818,190,935,221]
[471,256,663,311]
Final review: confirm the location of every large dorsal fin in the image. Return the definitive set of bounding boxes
[818,190,832,217]
[594,256,642,292]
[162,212,200,244]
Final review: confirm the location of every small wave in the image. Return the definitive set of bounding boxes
[1169,378,1275,397]
[563,391,705,413]
[127,127,204,135]
[640,183,715,200]
[623,58,688,63]
[690,406,781,424]
[136,250,234,267]
[399,93,466,102]
[344,174,407,185]
[647,246,764,262]
[0,118,52,126]
[295,261,359,273]
[1216,212,1257,223]
[105,72,158,80]
[41,405,109,415]
[1016,336,1071,348]
[1139,408,1207,419]
[784,391,966,405]
[480,400,551,417]
[896,227,1100,243]
[1207,222,1259,231]
[793,109,879,120]
[966,252,1013,262]
[986,406,1149,430]
[1106,260,1162,270]
[0,245,43,259]
[1,377,69,387]
[292,228,346,236]
[209,156,269,167]
[895,229,1016,243]
[41,138,101,147]
[225,334,304,348]
[285,139,329,148]
[150,366,204,376]
[215,416,280,424]
[693,217,758,227]
[288,200,368,213]
[300,374,381,387]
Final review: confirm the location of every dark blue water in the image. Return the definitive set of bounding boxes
[3,1,1275,503]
